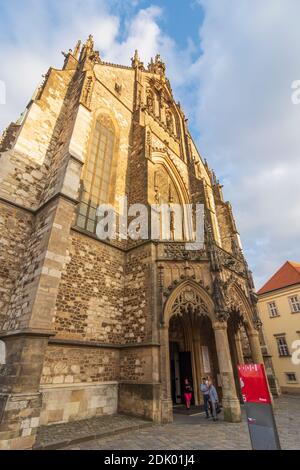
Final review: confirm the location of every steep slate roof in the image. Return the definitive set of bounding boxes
[257,261,300,295]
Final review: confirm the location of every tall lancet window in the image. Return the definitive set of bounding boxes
[76,116,115,234]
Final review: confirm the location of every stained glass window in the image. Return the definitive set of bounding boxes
[76,118,115,234]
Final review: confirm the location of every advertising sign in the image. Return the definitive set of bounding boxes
[237,363,271,404]
[238,363,281,450]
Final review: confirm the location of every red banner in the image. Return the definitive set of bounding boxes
[237,364,271,404]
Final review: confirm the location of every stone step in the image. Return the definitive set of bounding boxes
[34,414,153,450]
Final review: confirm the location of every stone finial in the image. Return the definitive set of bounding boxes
[78,35,101,67]
[148,57,154,71]
[211,169,217,186]
[148,54,166,76]
[154,54,166,75]
[131,49,140,68]
[73,40,81,59]
[85,34,94,51]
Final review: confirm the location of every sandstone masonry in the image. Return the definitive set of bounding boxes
[0,36,277,449]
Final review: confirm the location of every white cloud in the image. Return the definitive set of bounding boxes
[194,0,300,287]
[0,0,119,129]
[101,6,163,64]
[0,2,181,130]
[0,0,299,288]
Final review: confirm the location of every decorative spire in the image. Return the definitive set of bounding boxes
[85,34,94,51]
[211,169,217,185]
[79,34,94,61]
[148,54,166,76]
[78,34,101,67]
[149,57,154,69]
[131,49,140,67]
[73,40,81,59]
[131,49,144,70]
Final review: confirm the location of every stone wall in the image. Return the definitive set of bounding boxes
[0,123,21,152]
[0,203,33,330]
[1,204,55,331]
[14,69,73,167]
[39,382,118,425]
[0,150,48,209]
[0,69,74,211]
[41,345,119,385]
[39,71,84,206]
[123,244,153,343]
[2,198,73,332]
[54,231,124,343]
[0,391,42,450]
[118,382,161,422]
[120,346,159,383]
[94,64,134,112]
[38,343,119,425]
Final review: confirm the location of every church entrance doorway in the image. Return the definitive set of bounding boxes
[168,309,219,410]
[169,341,194,405]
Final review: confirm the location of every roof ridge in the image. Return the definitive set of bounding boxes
[260,261,288,286]
[258,260,300,295]
[288,260,300,274]
[287,260,300,266]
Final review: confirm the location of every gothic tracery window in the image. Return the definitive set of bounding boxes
[76,116,115,234]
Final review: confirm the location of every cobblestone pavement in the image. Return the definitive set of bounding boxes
[35,415,152,449]
[64,396,300,450]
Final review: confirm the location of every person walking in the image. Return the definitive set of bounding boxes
[208,379,219,421]
[200,377,211,419]
[183,378,193,410]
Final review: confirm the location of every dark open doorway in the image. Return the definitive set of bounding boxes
[170,341,194,406]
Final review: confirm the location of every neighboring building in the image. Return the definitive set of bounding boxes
[0,36,270,449]
[258,261,300,394]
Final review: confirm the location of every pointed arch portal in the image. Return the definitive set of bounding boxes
[162,281,219,409]
[159,279,263,423]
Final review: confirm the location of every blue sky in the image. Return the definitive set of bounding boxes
[0,0,300,288]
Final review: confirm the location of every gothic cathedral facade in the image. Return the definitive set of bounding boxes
[0,36,271,449]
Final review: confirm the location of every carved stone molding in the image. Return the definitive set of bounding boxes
[170,285,210,318]
[253,315,263,331]
[161,243,207,261]
[80,75,94,109]
[216,248,246,277]
[163,274,211,305]
[227,286,248,319]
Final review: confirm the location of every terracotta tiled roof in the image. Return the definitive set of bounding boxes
[257,261,300,295]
